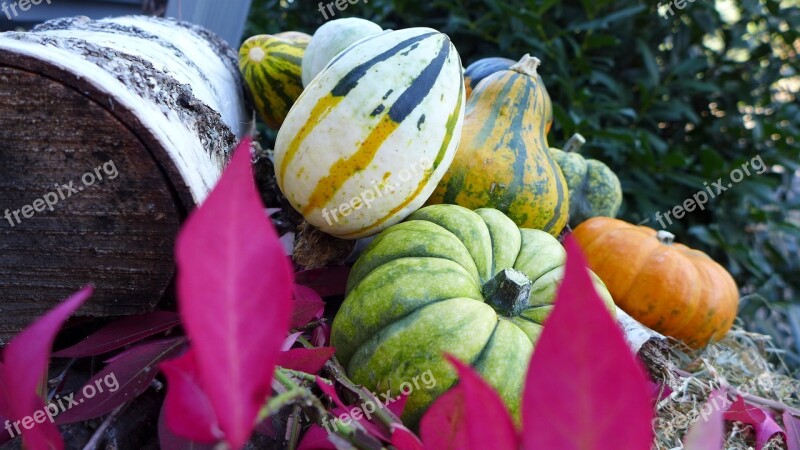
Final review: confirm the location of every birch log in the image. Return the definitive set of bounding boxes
[0,16,252,343]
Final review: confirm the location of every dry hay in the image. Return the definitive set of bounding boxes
[655,327,800,449]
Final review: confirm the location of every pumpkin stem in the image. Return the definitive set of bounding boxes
[482,268,532,317]
[563,133,586,154]
[510,54,542,78]
[657,230,676,245]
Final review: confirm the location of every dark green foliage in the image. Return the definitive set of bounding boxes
[245,0,800,372]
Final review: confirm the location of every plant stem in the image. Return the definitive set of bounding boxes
[295,336,402,433]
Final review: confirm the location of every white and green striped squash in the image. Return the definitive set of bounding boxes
[301,17,383,87]
[275,27,466,239]
[239,31,311,130]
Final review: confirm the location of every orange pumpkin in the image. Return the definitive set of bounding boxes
[572,217,739,348]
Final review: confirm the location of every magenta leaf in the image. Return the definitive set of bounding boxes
[292,285,325,329]
[521,237,654,450]
[283,332,304,351]
[683,390,726,450]
[53,311,180,358]
[173,138,295,448]
[158,400,217,450]
[0,286,92,450]
[391,424,424,450]
[316,377,347,410]
[161,349,222,443]
[724,396,784,450]
[312,323,331,347]
[295,266,350,297]
[419,388,468,450]
[276,348,336,374]
[386,391,408,418]
[784,411,800,450]
[421,354,518,450]
[56,337,186,424]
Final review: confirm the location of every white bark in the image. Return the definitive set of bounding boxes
[0,15,252,207]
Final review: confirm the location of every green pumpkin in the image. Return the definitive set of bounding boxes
[330,204,614,426]
[550,133,622,227]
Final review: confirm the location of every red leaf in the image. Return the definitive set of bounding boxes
[173,138,295,448]
[419,388,468,450]
[158,400,217,450]
[391,423,424,450]
[53,311,181,358]
[386,391,409,418]
[683,390,726,450]
[419,354,518,450]
[283,332,304,351]
[316,377,347,410]
[295,266,350,297]
[0,286,92,450]
[292,285,325,329]
[784,411,800,450]
[723,396,784,450]
[56,337,187,424]
[297,420,336,450]
[312,323,331,347]
[521,238,654,450]
[161,349,223,443]
[276,347,336,374]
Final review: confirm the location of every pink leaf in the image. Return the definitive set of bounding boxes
[522,238,654,450]
[391,423,424,450]
[312,323,331,347]
[158,400,217,450]
[784,411,800,450]
[174,138,295,449]
[683,390,727,450]
[724,396,784,450]
[421,354,518,450]
[276,348,336,374]
[292,285,325,329]
[0,286,92,450]
[386,390,409,418]
[161,349,222,444]
[297,421,336,450]
[282,332,304,351]
[295,266,350,297]
[56,337,187,424]
[419,388,468,450]
[53,311,181,358]
[316,377,347,410]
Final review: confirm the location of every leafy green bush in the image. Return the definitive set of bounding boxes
[245,0,800,372]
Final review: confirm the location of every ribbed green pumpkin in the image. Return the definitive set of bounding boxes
[275,28,465,239]
[331,204,615,425]
[428,54,568,236]
[550,133,622,226]
[239,31,310,129]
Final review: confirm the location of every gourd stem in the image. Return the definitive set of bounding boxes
[482,268,532,317]
[657,230,675,245]
[563,133,587,154]
[510,54,542,78]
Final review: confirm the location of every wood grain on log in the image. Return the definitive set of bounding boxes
[0,16,251,343]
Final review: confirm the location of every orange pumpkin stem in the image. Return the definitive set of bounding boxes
[657,230,676,245]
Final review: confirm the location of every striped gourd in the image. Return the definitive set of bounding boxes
[301,18,382,87]
[428,54,568,236]
[275,28,466,239]
[239,31,310,129]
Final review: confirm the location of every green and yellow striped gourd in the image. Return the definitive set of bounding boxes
[429,54,568,236]
[275,28,466,239]
[331,204,615,425]
[239,31,311,130]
